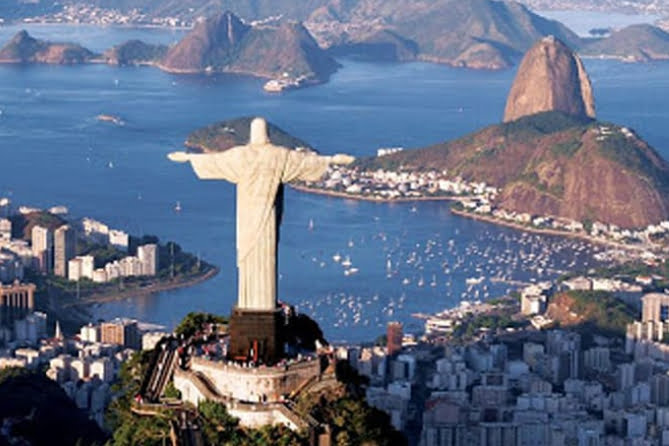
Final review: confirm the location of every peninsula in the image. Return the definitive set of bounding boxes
[278,37,669,254]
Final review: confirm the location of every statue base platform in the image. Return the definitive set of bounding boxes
[228,307,284,364]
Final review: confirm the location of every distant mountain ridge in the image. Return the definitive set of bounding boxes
[306,0,582,69]
[580,24,669,62]
[4,1,669,72]
[3,0,583,70]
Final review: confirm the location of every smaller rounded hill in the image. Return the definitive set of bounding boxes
[185,117,315,153]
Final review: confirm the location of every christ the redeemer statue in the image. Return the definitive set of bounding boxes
[168,118,354,314]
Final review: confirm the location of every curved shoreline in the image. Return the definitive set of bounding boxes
[291,184,658,253]
[450,208,656,253]
[61,266,220,308]
[289,184,464,203]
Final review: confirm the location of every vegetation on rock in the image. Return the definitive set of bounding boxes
[186,116,314,153]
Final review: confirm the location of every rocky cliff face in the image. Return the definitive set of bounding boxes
[503,36,595,123]
[161,11,250,73]
[227,21,339,80]
[0,30,94,64]
[160,11,338,81]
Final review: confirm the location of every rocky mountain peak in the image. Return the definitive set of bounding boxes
[503,36,596,123]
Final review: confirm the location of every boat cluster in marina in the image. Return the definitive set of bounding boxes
[458,199,669,255]
[288,206,609,341]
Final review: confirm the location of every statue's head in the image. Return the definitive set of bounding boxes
[250,117,270,146]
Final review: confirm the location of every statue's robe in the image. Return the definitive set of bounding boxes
[187,144,330,310]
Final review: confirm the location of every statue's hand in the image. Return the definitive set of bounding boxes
[332,154,355,165]
[168,151,191,163]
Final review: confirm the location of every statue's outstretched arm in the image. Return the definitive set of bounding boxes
[283,151,355,183]
[168,150,242,183]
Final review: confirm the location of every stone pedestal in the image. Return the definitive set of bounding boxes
[228,307,283,364]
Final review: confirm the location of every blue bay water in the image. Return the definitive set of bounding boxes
[0,25,668,342]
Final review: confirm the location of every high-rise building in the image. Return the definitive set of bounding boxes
[120,256,143,277]
[137,244,158,276]
[0,218,11,243]
[100,318,140,349]
[31,225,53,273]
[641,293,669,323]
[68,255,95,281]
[68,258,82,282]
[54,225,75,278]
[387,321,403,356]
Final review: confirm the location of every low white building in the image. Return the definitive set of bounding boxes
[92,268,107,283]
[90,357,114,382]
[109,229,129,251]
[68,255,95,281]
[80,323,100,344]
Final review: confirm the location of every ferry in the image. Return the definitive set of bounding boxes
[263,75,309,93]
[96,114,124,126]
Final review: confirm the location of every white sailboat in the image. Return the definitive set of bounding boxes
[175,201,182,212]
